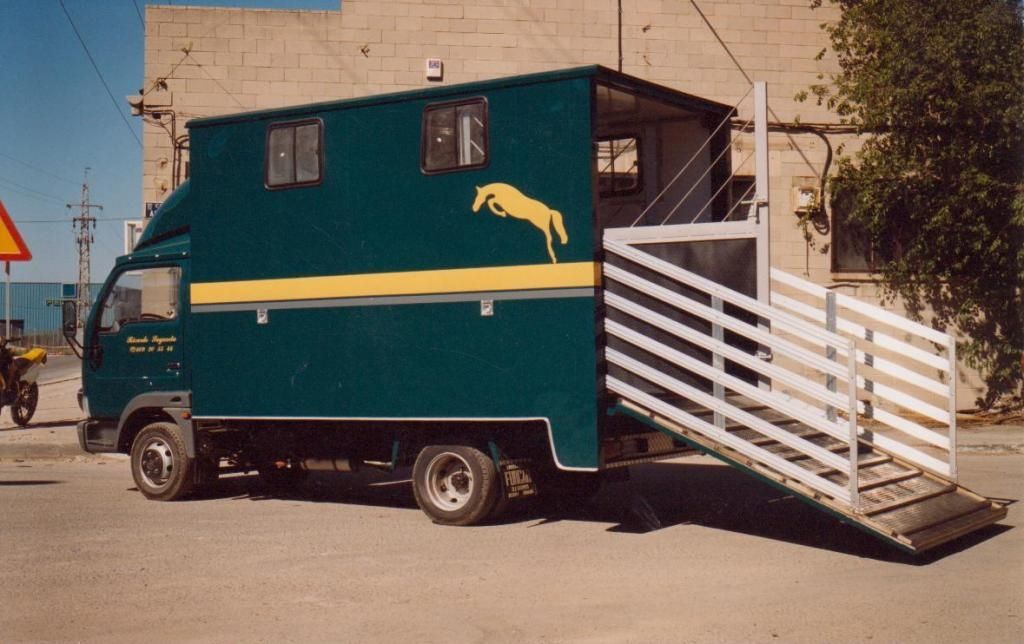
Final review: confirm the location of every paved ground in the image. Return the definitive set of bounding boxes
[39,354,81,385]
[0,378,1021,642]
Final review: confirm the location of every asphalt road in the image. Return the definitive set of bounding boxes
[39,354,80,385]
[0,453,1020,643]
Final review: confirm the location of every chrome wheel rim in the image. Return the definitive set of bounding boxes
[424,452,474,512]
[139,437,174,489]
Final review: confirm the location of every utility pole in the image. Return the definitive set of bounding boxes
[67,168,102,330]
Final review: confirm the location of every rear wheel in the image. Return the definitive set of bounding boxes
[412,445,499,526]
[130,422,195,501]
[11,382,38,426]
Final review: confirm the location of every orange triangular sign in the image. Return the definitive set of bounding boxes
[0,200,32,261]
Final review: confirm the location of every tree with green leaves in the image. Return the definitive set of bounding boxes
[799,0,1024,408]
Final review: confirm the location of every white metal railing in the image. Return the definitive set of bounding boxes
[604,239,862,509]
[770,268,957,481]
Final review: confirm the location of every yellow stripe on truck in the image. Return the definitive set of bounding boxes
[191,261,601,306]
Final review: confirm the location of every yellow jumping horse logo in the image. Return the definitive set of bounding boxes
[472,183,569,264]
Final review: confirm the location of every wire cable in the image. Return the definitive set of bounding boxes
[13,217,135,224]
[144,51,190,97]
[186,52,246,109]
[58,0,142,147]
[630,85,752,227]
[0,177,67,204]
[688,150,754,224]
[0,153,78,186]
[689,0,828,181]
[658,118,752,225]
[689,0,752,85]
[131,0,145,29]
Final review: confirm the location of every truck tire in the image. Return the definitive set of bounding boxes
[11,382,38,426]
[130,422,195,501]
[413,445,499,526]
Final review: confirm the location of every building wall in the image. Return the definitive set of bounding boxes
[141,0,984,407]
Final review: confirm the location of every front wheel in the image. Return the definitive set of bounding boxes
[412,445,500,526]
[11,382,38,426]
[130,422,195,501]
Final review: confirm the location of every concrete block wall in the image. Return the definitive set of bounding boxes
[141,0,983,406]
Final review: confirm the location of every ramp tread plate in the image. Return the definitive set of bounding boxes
[667,393,759,409]
[764,434,847,461]
[861,476,952,513]
[744,408,800,424]
[727,426,820,446]
[903,504,1008,551]
[869,490,988,535]
[726,418,802,433]
[824,461,916,487]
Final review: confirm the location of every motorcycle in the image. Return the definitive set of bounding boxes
[0,337,47,426]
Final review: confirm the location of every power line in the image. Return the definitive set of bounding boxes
[186,52,246,109]
[14,217,134,224]
[0,176,67,204]
[144,51,189,97]
[58,0,142,147]
[689,0,826,181]
[688,0,753,85]
[0,152,78,185]
[0,186,64,205]
[131,0,145,29]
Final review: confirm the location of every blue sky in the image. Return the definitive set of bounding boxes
[0,0,336,285]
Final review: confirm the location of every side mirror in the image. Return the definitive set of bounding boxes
[62,301,77,338]
[62,301,84,358]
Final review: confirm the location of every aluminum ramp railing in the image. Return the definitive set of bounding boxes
[602,239,1006,553]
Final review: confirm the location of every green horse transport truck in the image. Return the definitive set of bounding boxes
[65,66,1005,551]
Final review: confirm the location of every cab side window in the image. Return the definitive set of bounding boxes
[99,267,181,332]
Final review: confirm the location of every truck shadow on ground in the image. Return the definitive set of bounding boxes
[199,458,1011,565]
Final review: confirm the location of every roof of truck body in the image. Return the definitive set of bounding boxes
[187,65,734,130]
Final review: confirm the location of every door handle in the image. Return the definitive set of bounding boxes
[166,362,181,371]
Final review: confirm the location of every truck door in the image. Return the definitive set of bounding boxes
[86,263,188,419]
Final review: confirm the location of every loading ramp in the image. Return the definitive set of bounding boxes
[602,237,1006,554]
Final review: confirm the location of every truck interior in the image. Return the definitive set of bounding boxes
[592,79,735,231]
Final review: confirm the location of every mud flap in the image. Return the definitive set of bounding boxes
[500,459,538,501]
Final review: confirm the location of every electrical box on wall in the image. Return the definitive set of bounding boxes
[425,58,443,81]
[791,186,820,214]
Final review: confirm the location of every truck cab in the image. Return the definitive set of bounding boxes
[66,182,193,460]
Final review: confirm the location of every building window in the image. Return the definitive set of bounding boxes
[265,119,323,188]
[596,136,641,197]
[422,99,487,173]
[830,181,876,273]
[99,266,181,332]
